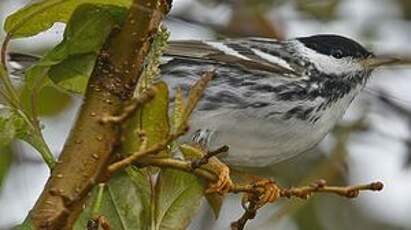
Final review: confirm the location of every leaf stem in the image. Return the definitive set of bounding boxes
[29,134,56,169]
[0,34,11,70]
[149,174,156,230]
[0,64,19,108]
[108,129,187,173]
[1,64,55,169]
[91,183,106,216]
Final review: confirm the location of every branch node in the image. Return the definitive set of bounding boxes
[371,181,384,191]
[99,87,155,124]
[87,216,110,230]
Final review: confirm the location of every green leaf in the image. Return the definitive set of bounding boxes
[4,0,131,38]
[75,169,151,230]
[0,111,29,147]
[0,114,16,147]
[48,53,96,94]
[24,65,50,92]
[154,169,203,230]
[5,110,55,167]
[205,193,223,219]
[20,85,73,117]
[179,144,205,160]
[13,218,35,230]
[0,105,55,168]
[122,82,170,157]
[179,144,223,218]
[57,4,124,56]
[23,4,127,94]
[171,88,186,132]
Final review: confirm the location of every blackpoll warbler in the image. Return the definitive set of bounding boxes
[161,34,397,167]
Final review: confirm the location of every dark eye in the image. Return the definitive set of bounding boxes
[331,49,344,59]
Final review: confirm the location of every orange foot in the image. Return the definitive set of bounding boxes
[204,160,233,195]
[243,179,281,209]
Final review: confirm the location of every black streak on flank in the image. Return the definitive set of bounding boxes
[239,81,257,87]
[249,84,280,93]
[198,102,220,111]
[204,91,246,107]
[283,106,302,120]
[282,106,315,121]
[309,116,321,124]
[300,107,314,120]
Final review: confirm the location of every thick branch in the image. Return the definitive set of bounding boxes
[29,1,172,229]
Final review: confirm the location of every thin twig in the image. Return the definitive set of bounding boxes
[190,145,229,170]
[230,179,383,229]
[0,88,15,107]
[280,179,384,199]
[231,196,258,230]
[134,157,383,197]
[100,87,156,124]
[91,184,106,216]
[135,155,383,230]
[137,157,217,180]
[30,72,48,133]
[0,61,20,108]
[1,34,11,71]
[134,155,383,230]
[183,71,214,121]
[107,127,187,173]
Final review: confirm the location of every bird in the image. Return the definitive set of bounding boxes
[7,34,398,168]
[160,34,397,168]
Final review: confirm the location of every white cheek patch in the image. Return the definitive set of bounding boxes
[294,41,363,75]
[205,41,251,61]
[251,48,294,71]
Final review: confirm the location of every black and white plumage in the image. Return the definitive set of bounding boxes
[7,34,390,167]
[161,35,377,167]
[7,52,40,77]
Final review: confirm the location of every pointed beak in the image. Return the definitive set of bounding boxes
[361,56,403,69]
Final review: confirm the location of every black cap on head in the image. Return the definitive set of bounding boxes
[296,34,373,59]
